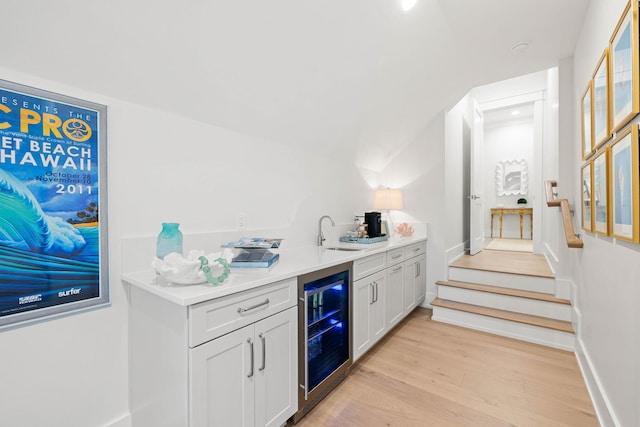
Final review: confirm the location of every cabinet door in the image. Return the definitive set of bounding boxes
[255,307,298,427]
[190,325,255,427]
[370,271,386,344]
[403,259,418,314]
[353,270,386,361]
[386,263,404,329]
[415,255,427,304]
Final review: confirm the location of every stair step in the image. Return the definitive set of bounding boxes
[450,251,554,278]
[448,267,555,293]
[430,298,574,333]
[436,280,570,305]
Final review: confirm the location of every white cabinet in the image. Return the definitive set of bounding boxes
[403,242,427,313]
[129,278,298,427]
[403,255,427,312]
[386,262,404,330]
[190,306,297,427]
[415,255,426,304]
[353,269,386,361]
[352,240,427,362]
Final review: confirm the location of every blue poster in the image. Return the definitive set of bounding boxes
[613,22,632,117]
[614,145,632,226]
[0,81,108,328]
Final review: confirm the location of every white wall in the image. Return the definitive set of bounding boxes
[483,120,535,239]
[379,112,446,305]
[0,67,375,427]
[571,0,640,425]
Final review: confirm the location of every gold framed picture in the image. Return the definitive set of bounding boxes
[610,125,640,242]
[593,148,610,235]
[581,82,594,159]
[581,161,593,232]
[593,48,611,148]
[610,0,640,134]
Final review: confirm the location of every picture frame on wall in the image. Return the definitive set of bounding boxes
[593,148,610,235]
[610,125,639,243]
[610,0,639,134]
[581,161,593,232]
[495,159,528,196]
[593,48,611,148]
[581,82,594,159]
[0,79,109,330]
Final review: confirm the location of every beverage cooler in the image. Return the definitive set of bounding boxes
[293,262,352,422]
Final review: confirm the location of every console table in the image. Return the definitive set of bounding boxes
[490,207,533,239]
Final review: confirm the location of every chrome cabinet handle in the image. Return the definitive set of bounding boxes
[259,333,266,371]
[392,265,402,272]
[413,247,421,253]
[391,254,402,259]
[370,283,375,304]
[238,298,270,314]
[373,281,378,303]
[247,338,254,378]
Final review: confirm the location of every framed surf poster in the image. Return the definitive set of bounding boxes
[593,48,610,149]
[610,125,639,243]
[610,0,639,134]
[0,79,109,329]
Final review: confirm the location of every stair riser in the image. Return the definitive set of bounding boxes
[432,306,575,351]
[437,286,571,321]
[449,267,555,293]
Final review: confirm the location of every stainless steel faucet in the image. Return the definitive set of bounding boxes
[317,215,335,246]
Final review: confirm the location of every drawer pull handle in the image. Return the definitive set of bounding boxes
[238,298,270,314]
[392,254,402,259]
[247,338,254,378]
[413,247,421,252]
[392,266,402,272]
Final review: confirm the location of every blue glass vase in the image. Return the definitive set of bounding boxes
[156,222,183,259]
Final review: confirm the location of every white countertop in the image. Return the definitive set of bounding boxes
[121,235,427,306]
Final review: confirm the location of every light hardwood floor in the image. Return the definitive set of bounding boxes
[450,250,554,278]
[294,308,598,427]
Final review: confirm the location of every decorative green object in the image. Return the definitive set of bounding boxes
[517,198,527,205]
[156,222,183,259]
[199,256,230,285]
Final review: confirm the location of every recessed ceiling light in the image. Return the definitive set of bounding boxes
[511,41,530,55]
[511,110,520,116]
[401,0,417,12]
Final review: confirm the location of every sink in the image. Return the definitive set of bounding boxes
[323,247,363,252]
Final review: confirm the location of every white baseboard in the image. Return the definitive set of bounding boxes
[445,242,466,266]
[575,337,620,427]
[422,290,437,308]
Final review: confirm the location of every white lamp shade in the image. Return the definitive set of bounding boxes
[374,189,403,210]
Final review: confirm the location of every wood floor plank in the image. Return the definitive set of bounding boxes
[293,308,597,427]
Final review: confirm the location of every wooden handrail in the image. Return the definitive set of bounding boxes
[545,180,583,248]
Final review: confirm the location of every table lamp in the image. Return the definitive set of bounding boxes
[374,188,403,235]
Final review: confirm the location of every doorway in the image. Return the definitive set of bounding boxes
[465,87,547,255]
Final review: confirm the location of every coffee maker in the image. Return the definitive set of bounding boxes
[364,212,382,237]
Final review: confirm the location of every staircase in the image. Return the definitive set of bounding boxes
[431,250,575,351]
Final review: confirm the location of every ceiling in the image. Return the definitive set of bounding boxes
[3,0,589,171]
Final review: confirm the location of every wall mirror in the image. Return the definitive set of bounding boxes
[496,159,528,196]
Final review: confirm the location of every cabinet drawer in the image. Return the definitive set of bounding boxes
[353,252,387,281]
[189,278,296,347]
[404,241,426,259]
[386,248,404,266]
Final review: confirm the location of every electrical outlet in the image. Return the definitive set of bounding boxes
[236,212,245,229]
